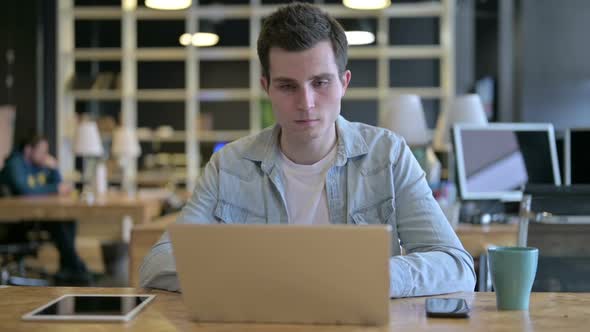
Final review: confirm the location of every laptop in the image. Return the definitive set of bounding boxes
[168,223,391,326]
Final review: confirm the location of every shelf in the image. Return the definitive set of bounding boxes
[349,46,442,59]
[137,47,251,61]
[343,88,442,100]
[136,6,252,20]
[200,89,251,102]
[137,130,250,143]
[72,90,120,101]
[73,7,121,20]
[73,3,442,20]
[136,89,184,101]
[73,46,440,62]
[72,87,441,101]
[109,170,188,187]
[72,89,252,102]
[101,129,249,143]
[74,48,121,61]
[390,87,443,99]
[136,89,251,102]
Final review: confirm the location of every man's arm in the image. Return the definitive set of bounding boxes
[139,157,220,291]
[389,140,476,298]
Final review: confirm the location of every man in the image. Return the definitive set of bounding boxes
[0,134,90,285]
[140,3,475,297]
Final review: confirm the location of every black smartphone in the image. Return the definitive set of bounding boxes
[425,298,470,318]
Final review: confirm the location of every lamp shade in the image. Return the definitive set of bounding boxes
[433,94,488,151]
[112,127,141,158]
[380,94,429,146]
[450,94,488,124]
[74,120,104,157]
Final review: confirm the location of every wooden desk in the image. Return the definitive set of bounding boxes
[0,193,163,273]
[2,286,589,331]
[0,192,161,225]
[0,192,162,241]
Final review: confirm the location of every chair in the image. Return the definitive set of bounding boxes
[0,185,49,286]
[517,185,590,292]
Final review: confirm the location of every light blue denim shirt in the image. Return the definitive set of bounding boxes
[140,116,476,297]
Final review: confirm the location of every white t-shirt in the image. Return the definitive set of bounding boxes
[279,145,337,225]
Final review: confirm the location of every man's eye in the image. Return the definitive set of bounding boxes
[313,80,329,88]
[279,84,295,91]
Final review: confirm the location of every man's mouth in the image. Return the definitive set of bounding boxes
[295,119,319,123]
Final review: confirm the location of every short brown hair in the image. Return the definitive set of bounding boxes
[18,133,48,152]
[257,2,348,81]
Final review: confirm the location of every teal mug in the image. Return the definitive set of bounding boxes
[488,246,539,310]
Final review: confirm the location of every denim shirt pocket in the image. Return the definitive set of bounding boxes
[351,198,395,225]
[214,200,266,224]
[215,163,267,224]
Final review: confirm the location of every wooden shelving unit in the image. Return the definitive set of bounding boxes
[57,0,455,191]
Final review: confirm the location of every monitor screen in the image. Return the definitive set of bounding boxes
[453,123,561,201]
[565,129,590,185]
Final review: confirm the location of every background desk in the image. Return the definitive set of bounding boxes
[0,192,162,231]
[454,223,518,257]
[2,286,589,331]
[0,193,162,274]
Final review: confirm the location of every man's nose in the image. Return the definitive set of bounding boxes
[297,85,315,111]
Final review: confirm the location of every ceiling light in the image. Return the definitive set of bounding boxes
[343,0,391,10]
[145,0,191,10]
[345,31,376,45]
[178,32,220,47]
[179,33,192,46]
[192,32,219,47]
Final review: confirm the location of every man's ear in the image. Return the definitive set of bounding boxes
[340,70,352,97]
[260,76,270,94]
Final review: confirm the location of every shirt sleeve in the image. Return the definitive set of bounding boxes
[139,156,220,291]
[389,140,476,298]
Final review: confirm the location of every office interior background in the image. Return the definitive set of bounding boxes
[1,0,590,289]
[2,0,590,187]
[2,0,590,170]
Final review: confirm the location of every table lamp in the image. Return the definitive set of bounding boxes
[380,94,441,186]
[380,94,429,146]
[74,119,104,202]
[432,94,488,215]
[112,127,141,195]
[433,94,488,152]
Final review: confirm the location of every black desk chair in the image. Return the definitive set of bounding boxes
[0,185,49,286]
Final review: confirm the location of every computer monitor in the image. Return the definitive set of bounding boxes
[453,123,561,202]
[564,128,590,185]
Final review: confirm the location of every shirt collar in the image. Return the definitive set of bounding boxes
[242,115,369,174]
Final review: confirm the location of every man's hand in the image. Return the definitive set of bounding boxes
[58,183,73,196]
[43,155,58,169]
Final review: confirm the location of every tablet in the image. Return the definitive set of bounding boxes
[22,294,156,322]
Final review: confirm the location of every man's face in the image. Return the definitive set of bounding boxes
[261,41,351,146]
[26,140,49,167]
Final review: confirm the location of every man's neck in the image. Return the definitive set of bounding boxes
[279,125,337,165]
